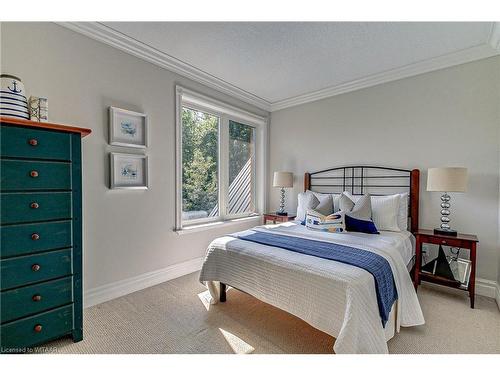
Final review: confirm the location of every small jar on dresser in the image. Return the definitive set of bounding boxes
[0,116,91,352]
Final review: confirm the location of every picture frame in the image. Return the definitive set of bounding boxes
[109,107,148,148]
[110,152,149,190]
[451,258,472,288]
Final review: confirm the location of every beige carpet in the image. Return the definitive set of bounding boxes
[46,272,500,354]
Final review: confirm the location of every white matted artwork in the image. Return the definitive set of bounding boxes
[110,153,149,189]
[109,107,148,148]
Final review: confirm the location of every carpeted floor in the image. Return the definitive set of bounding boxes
[46,272,500,354]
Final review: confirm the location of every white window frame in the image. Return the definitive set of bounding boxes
[175,85,268,231]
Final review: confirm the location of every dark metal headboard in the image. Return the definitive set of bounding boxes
[304,166,419,233]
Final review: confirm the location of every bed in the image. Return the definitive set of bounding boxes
[199,166,425,354]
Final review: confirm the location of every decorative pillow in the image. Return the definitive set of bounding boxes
[305,209,345,233]
[339,193,372,221]
[343,191,361,203]
[296,191,320,221]
[314,194,334,216]
[339,193,355,212]
[309,191,340,214]
[339,192,378,233]
[350,194,372,221]
[370,194,401,232]
[345,214,380,234]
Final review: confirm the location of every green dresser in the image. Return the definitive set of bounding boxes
[0,117,90,352]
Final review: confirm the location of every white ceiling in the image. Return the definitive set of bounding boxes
[64,22,500,111]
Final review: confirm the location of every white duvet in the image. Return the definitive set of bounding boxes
[199,222,424,354]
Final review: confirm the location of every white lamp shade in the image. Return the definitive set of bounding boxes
[427,167,468,192]
[273,171,293,188]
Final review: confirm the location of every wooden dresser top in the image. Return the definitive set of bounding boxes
[1,116,92,137]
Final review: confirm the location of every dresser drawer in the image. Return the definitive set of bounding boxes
[0,249,72,291]
[0,125,71,161]
[0,304,73,350]
[1,192,72,224]
[1,277,73,323]
[1,160,71,191]
[1,221,72,258]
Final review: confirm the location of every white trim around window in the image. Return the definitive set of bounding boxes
[175,85,268,231]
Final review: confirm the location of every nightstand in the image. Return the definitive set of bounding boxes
[414,229,479,308]
[263,213,296,224]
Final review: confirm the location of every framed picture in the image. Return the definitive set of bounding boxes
[109,107,148,148]
[110,153,149,189]
[450,258,472,288]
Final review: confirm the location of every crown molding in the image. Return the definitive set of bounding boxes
[58,22,499,113]
[57,22,272,112]
[270,42,500,111]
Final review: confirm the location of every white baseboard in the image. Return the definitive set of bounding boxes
[84,257,204,308]
[475,278,498,300]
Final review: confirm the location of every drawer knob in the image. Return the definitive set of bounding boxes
[30,202,40,209]
[442,240,447,244]
[29,139,38,146]
[30,170,39,178]
[31,264,41,272]
[32,294,42,302]
[31,233,40,241]
[34,324,43,333]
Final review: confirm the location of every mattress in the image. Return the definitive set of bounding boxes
[199,221,424,354]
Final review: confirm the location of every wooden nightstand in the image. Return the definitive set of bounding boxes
[263,213,296,224]
[414,229,479,308]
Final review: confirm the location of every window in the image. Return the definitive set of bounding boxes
[181,107,220,221]
[176,86,266,230]
[228,120,255,215]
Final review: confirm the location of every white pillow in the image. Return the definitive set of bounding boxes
[308,191,340,213]
[398,193,409,231]
[343,191,403,232]
[296,191,319,221]
[370,194,401,232]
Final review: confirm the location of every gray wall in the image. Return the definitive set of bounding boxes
[269,56,500,282]
[0,22,268,293]
[2,22,499,293]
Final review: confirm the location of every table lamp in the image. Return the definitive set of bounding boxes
[427,167,468,236]
[273,171,293,216]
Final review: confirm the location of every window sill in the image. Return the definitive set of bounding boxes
[175,215,262,236]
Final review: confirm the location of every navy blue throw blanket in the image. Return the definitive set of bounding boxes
[236,231,397,326]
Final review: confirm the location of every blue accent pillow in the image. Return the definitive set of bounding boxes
[345,214,379,234]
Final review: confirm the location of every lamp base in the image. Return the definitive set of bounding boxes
[276,211,288,216]
[434,228,458,237]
